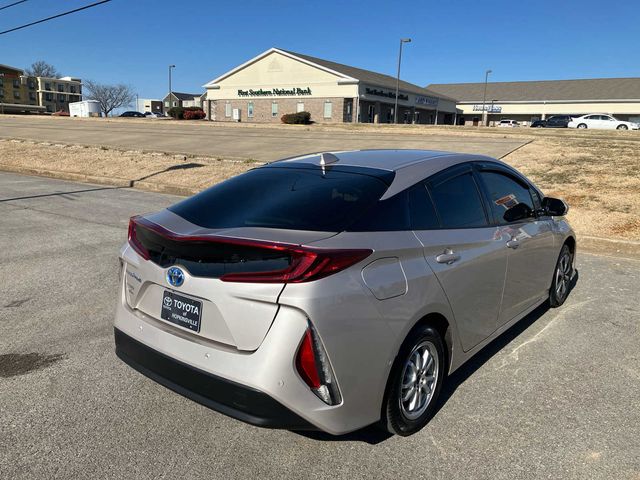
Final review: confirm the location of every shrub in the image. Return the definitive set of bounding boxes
[281,111,311,124]
[183,108,206,120]
[167,106,185,119]
[168,106,206,120]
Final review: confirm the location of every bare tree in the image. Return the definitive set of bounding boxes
[84,80,135,117]
[25,61,60,78]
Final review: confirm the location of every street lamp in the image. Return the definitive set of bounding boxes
[394,38,411,124]
[481,69,492,126]
[168,64,176,112]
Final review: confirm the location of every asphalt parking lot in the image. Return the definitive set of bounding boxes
[0,116,527,160]
[1,172,639,480]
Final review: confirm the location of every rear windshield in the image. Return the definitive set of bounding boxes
[168,165,392,232]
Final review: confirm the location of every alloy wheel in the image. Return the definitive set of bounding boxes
[555,250,572,301]
[399,340,439,420]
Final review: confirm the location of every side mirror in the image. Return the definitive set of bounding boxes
[503,202,533,223]
[542,197,568,216]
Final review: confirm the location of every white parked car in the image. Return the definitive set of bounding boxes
[568,114,639,130]
[497,119,520,128]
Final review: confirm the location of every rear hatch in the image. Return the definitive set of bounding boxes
[122,162,393,351]
[124,211,337,351]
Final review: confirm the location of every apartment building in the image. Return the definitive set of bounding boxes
[0,63,82,114]
[0,64,45,113]
[36,76,82,113]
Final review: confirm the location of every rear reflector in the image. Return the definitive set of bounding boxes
[127,216,372,283]
[295,326,342,405]
[296,330,321,389]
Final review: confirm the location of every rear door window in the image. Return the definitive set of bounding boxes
[428,172,488,228]
[408,183,439,230]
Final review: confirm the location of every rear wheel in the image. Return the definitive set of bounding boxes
[577,123,587,129]
[549,244,573,307]
[381,326,445,436]
[617,124,628,130]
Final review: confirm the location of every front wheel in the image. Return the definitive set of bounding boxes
[617,124,628,130]
[381,326,445,436]
[577,123,587,129]
[549,244,573,307]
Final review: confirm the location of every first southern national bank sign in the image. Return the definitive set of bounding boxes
[237,87,312,97]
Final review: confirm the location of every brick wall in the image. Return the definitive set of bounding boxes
[210,97,348,123]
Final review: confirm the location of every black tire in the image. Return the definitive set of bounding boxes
[577,123,587,129]
[549,244,573,307]
[617,124,628,130]
[381,325,445,436]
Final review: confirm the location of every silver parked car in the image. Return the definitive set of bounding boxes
[114,150,576,436]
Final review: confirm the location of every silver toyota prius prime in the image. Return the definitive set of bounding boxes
[114,149,575,436]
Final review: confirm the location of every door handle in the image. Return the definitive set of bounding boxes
[506,238,520,249]
[436,249,460,265]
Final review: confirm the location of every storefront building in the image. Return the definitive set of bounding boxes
[427,78,640,126]
[203,48,457,124]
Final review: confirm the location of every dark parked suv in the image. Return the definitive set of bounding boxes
[545,115,573,128]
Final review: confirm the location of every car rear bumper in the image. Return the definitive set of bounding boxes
[114,327,314,430]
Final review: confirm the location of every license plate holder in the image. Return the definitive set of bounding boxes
[161,290,202,333]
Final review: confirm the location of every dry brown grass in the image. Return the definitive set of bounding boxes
[0,139,253,193]
[503,136,640,240]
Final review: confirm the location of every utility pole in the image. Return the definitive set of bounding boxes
[394,38,411,124]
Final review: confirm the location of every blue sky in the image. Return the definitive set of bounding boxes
[1,0,639,100]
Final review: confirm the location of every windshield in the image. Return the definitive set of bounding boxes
[168,166,392,232]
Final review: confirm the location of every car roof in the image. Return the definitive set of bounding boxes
[271,149,506,200]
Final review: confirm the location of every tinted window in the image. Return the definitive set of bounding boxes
[479,171,534,224]
[408,183,439,230]
[347,190,409,232]
[429,172,488,228]
[169,167,390,232]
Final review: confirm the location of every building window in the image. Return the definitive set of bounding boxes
[14,91,21,99]
[323,101,332,119]
[164,100,169,107]
[28,80,35,89]
[13,79,20,88]
[247,101,254,118]
[45,93,53,101]
[173,101,178,107]
[271,102,278,117]
[0,78,3,86]
[45,82,51,90]
[70,86,76,93]
[225,102,231,117]
[296,102,304,113]
[29,92,36,101]
[58,94,65,101]
[58,84,64,92]
[0,88,4,98]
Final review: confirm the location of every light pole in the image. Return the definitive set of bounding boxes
[481,69,492,126]
[168,64,175,113]
[394,38,411,124]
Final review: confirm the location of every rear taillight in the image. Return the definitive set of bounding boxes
[127,216,372,283]
[127,216,150,260]
[219,246,371,283]
[295,325,341,405]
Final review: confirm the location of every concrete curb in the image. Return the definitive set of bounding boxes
[0,163,196,197]
[2,163,640,260]
[578,235,640,260]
